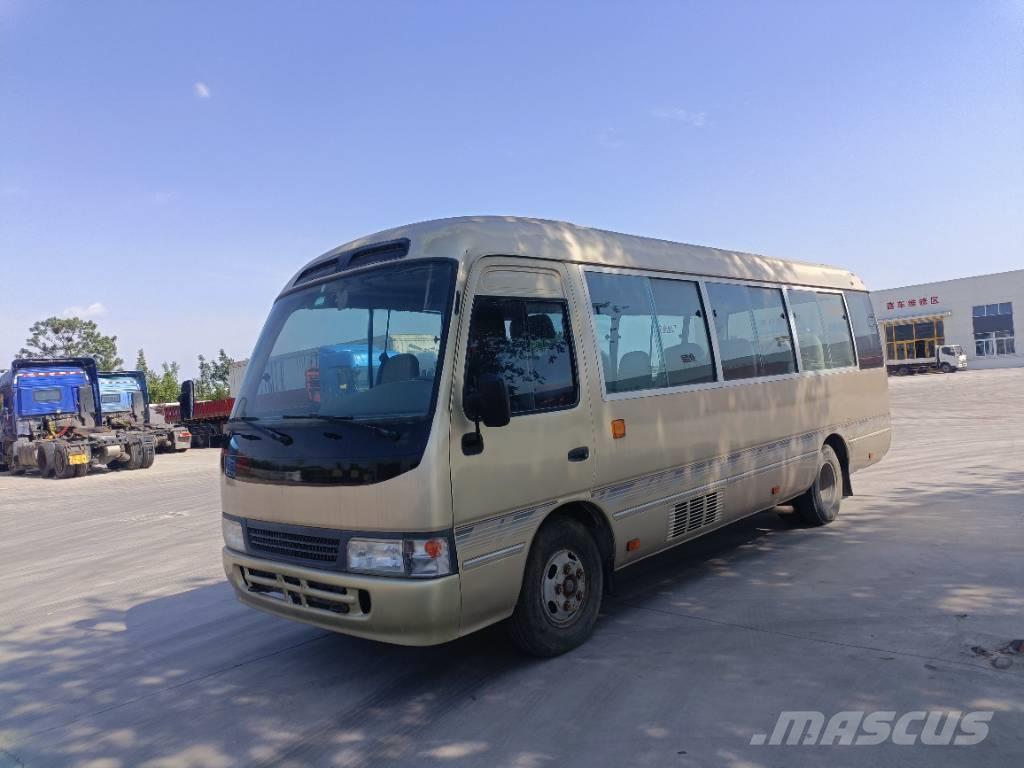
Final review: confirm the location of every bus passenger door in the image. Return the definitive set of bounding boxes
[450,258,596,634]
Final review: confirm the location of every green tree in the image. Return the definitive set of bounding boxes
[152,361,182,403]
[196,349,232,400]
[135,348,150,375]
[135,348,181,403]
[18,316,123,370]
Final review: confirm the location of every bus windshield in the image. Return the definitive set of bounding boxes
[235,260,455,422]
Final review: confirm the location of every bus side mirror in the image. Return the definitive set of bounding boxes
[478,373,511,428]
[465,373,511,429]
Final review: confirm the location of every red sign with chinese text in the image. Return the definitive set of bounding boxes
[885,296,939,311]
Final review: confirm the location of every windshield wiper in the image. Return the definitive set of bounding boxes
[280,413,399,441]
[228,416,293,445]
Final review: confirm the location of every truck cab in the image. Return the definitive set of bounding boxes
[99,372,149,423]
[99,371,192,453]
[0,358,105,476]
[937,344,968,372]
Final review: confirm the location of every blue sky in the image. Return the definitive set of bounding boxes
[2,1,1021,376]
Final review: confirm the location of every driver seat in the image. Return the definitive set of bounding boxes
[376,353,420,385]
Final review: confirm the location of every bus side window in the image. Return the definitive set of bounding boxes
[706,282,797,380]
[464,297,578,416]
[843,291,885,369]
[649,277,717,386]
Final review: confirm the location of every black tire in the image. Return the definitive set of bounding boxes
[5,444,25,476]
[52,441,76,479]
[73,462,89,477]
[940,362,952,373]
[36,445,52,478]
[140,443,156,469]
[509,517,604,657]
[898,365,910,376]
[794,444,843,526]
[10,456,26,476]
[124,437,145,470]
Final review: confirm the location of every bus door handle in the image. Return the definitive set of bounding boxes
[568,446,590,462]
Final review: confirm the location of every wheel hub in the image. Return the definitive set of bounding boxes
[818,462,839,512]
[541,549,587,626]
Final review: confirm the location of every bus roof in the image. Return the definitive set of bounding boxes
[285,216,867,295]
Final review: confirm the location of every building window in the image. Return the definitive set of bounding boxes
[972,302,1015,356]
[881,318,945,361]
[973,303,1014,317]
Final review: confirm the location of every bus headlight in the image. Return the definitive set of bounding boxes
[222,517,246,553]
[346,536,452,577]
[347,539,404,575]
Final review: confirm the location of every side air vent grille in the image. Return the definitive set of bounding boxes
[667,491,721,541]
[294,258,341,286]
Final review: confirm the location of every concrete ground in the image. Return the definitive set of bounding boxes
[1,368,1022,767]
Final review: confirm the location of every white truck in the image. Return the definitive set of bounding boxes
[887,344,967,376]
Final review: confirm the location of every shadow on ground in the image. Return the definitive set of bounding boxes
[3,467,1022,767]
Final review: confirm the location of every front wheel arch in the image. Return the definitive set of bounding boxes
[530,501,616,595]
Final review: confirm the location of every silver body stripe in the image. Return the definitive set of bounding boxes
[462,544,526,570]
[593,414,890,505]
[612,449,818,520]
[455,500,557,549]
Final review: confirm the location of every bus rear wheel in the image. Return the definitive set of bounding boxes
[795,444,843,526]
[509,517,603,657]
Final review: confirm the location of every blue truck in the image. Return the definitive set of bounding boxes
[99,371,192,453]
[0,358,156,477]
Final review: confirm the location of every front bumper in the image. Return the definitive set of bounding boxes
[222,548,462,646]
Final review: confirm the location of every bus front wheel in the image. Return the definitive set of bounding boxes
[795,445,843,526]
[509,517,603,657]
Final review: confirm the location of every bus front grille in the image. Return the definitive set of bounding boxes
[247,525,341,565]
[241,566,369,616]
[667,491,721,540]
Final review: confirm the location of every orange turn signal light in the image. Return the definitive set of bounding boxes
[771,486,780,495]
[626,538,640,552]
[611,419,626,439]
[424,539,444,559]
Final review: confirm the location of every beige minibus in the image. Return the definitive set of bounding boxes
[221,217,890,656]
